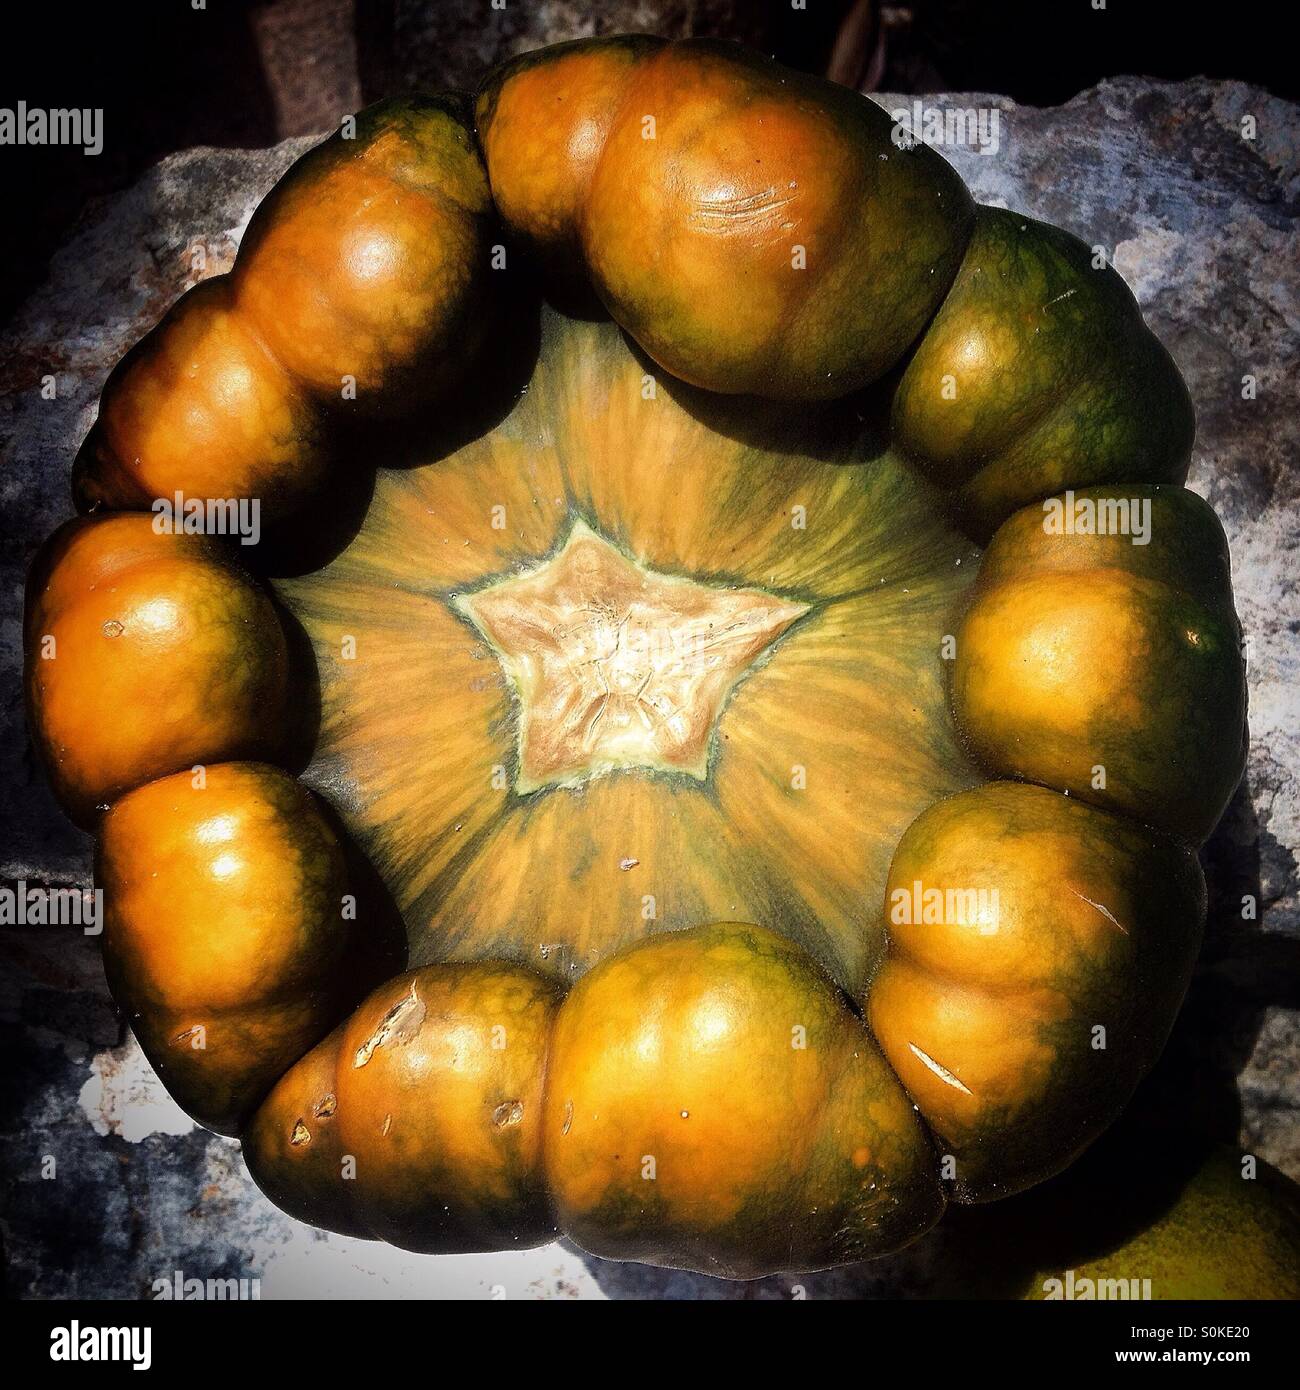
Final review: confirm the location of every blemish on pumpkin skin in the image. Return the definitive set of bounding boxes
[907,1042,973,1095]
[353,982,426,1067]
[381,1113,393,1136]
[290,1120,311,1146]
[1069,888,1128,936]
[561,1100,574,1135]
[493,1100,525,1128]
[313,1093,337,1118]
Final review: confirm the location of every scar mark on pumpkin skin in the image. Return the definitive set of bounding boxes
[690,186,796,234]
[1042,288,1079,312]
[290,1120,311,1146]
[492,1100,524,1128]
[908,1042,973,1095]
[353,982,426,1067]
[1069,888,1129,935]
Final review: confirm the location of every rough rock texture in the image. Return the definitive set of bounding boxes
[0,76,1296,1299]
[384,0,776,95]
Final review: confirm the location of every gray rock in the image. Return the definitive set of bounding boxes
[0,75,1296,1299]
[386,0,775,95]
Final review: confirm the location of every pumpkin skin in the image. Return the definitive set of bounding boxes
[245,962,561,1253]
[234,95,500,411]
[952,485,1246,843]
[1018,1150,1300,1301]
[71,277,332,523]
[334,962,559,1253]
[73,96,501,530]
[98,763,355,1134]
[24,514,291,826]
[26,35,1252,1279]
[867,781,1205,1202]
[246,923,942,1277]
[241,1024,372,1239]
[478,38,974,400]
[276,308,980,995]
[891,207,1195,539]
[944,1146,1300,1300]
[472,35,661,302]
[544,923,942,1278]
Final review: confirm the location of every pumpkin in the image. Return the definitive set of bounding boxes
[943,1145,1300,1301]
[24,35,1251,1280]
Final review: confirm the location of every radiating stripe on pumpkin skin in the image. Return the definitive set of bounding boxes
[275,581,511,913]
[403,774,808,980]
[278,434,571,599]
[274,308,985,983]
[717,587,983,991]
[293,308,967,603]
[538,313,968,598]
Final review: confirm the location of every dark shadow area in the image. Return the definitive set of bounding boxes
[313,797,411,995]
[341,286,543,472]
[249,458,379,580]
[620,330,899,465]
[270,596,324,776]
[896,0,1297,104]
[0,2,278,322]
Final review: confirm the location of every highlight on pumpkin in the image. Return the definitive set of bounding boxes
[21,32,1279,1288]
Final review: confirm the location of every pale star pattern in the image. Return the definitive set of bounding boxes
[454,522,811,793]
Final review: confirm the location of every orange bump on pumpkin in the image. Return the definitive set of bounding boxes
[72,277,331,523]
[868,781,1205,1202]
[74,96,504,534]
[99,762,354,1134]
[234,97,499,411]
[478,37,974,399]
[952,485,1246,842]
[246,962,561,1253]
[544,923,943,1277]
[24,514,291,825]
[474,35,662,275]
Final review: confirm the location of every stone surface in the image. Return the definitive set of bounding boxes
[1,75,1297,1299]
[385,0,776,96]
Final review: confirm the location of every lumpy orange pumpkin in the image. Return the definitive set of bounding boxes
[22,36,1258,1282]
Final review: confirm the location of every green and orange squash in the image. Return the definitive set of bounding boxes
[942,1143,1300,1300]
[23,36,1273,1284]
